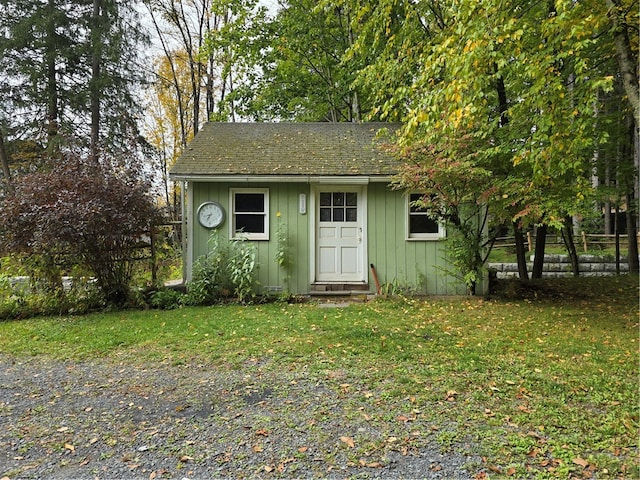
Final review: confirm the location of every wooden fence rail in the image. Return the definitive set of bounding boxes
[493,232,640,253]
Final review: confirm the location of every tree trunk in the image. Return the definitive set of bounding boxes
[531,224,547,279]
[561,217,580,276]
[513,222,529,280]
[90,0,103,164]
[626,193,639,273]
[606,0,640,124]
[0,130,12,195]
[45,0,59,145]
[614,206,621,274]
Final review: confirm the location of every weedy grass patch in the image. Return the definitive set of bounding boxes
[0,275,637,478]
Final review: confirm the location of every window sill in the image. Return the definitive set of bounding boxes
[406,236,445,241]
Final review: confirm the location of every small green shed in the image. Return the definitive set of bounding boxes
[169,122,465,296]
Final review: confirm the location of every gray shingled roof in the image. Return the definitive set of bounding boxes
[169,122,401,179]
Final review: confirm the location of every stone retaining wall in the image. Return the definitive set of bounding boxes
[489,254,634,279]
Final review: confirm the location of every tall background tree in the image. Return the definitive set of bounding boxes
[0,0,149,186]
[142,0,268,218]
[346,0,638,285]
[245,0,369,121]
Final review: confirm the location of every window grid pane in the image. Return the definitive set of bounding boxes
[319,191,357,222]
[320,192,332,206]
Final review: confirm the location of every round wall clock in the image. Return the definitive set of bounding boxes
[197,201,225,229]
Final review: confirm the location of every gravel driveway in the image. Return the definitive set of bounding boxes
[0,356,478,479]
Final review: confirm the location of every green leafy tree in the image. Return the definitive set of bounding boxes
[247,0,368,121]
[200,0,270,121]
[351,0,634,283]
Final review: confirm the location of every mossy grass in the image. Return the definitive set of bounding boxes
[0,275,637,478]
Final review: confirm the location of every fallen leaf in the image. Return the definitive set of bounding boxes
[297,446,308,453]
[517,405,531,413]
[527,448,540,457]
[57,427,69,433]
[149,472,156,480]
[445,390,458,402]
[340,436,355,448]
[80,457,90,466]
[252,444,263,453]
[396,415,410,422]
[489,465,502,474]
[64,443,75,452]
[507,467,517,476]
[256,429,269,437]
[264,465,274,473]
[573,457,589,468]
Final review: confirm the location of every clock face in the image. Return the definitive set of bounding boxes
[197,202,225,229]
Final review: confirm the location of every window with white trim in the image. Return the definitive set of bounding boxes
[230,188,269,240]
[407,193,445,240]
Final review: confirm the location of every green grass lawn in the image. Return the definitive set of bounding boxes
[0,276,638,478]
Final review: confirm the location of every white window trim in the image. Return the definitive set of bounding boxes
[229,188,269,240]
[406,193,446,241]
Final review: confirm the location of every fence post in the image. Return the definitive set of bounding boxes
[581,231,588,252]
[150,226,157,286]
[527,231,532,252]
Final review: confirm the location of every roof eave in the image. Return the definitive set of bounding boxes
[168,174,395,184]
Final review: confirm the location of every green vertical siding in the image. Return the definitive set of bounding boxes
[367,183,465,295]
[190,181,464,296]
[191,182,311,295]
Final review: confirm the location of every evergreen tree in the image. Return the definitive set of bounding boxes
[0,0,148,160]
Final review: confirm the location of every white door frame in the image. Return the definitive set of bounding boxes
[309,184,368,284]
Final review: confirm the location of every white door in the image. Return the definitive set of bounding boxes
[315,187,365,283]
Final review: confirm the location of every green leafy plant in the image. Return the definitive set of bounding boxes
[228,236,257,303]
[185,232,231,305]
[185,231,258,305]
[274,214,291,293]
[149,288,183,310]
[379,277,421,297]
